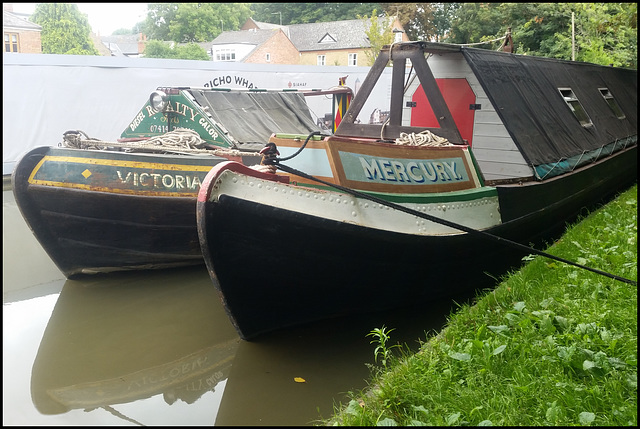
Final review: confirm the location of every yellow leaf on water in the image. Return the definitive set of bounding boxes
[294,377,306,383]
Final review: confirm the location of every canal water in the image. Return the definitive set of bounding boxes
[3,186,476,426]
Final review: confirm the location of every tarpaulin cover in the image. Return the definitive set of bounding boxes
[462,49,637,171]
[189,90,322,149]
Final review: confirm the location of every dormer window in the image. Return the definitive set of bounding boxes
[393,29,403,43]
[558,88,593,127]
[319,33,337,44]
[599,88,625,119]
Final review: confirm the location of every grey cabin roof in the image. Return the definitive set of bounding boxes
[3,10,42,31]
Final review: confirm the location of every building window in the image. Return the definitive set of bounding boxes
[317,55,325,66]
[558,88,593,127]
[266,53,271,62]
[348,53,357,66]
[4,33,19,53]
[215,48,236,62]
[394,30,403,43]
[599,88,625,119]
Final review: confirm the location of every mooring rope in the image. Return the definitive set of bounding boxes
[266,155,636,286]
[60,129,261,158]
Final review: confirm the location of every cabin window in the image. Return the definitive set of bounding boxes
[558,88,593,127]
[348,53,357,66]
[599,88,625,119]
[215,49,236,62]
[4,33,19,52]
[266,53,271,62]
[317,55,326,66]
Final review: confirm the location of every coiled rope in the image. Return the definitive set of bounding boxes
[395,130,450,146]
[60,129,261,158]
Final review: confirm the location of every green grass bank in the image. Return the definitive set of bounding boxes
[325,184,637,426]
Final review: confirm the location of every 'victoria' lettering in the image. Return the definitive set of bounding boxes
[116,170,202,190]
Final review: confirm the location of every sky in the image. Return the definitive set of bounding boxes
[9,3,149,36]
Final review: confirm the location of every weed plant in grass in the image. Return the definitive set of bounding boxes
[326,184,637,426]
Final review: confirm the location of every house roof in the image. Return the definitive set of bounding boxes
[101,34,140,56]
[250,18,285,31]
[288,19,374,51]
[213,17,398,54]
[3,10,42,31]
[211,28,281,46]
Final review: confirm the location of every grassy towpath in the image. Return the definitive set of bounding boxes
[325,184,637,426]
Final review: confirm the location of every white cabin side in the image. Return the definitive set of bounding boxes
[403,52,534,182]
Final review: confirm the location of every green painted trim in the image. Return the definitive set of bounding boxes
[289,180,498,204]
[363,186,498,204]
[467,147,485,187]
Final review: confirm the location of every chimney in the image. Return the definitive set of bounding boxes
[4,4,14,12]
[138,33,147,54]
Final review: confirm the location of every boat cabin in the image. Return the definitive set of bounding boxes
[335,41,637,183]
[119,86,352,152]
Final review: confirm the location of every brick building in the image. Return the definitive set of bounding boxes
[3,4,41,54]
[211,16,409,66]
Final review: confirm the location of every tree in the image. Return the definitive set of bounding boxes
[112,19,145,36]
[430,3,462,42]
[446,3,636,68]
[360,10,395,66]
[143,40,210,61]
[570,2,637,68]
[250,3,382,25]
[30,3,98,55]
[143,3,251,42]
[112,28,134,36]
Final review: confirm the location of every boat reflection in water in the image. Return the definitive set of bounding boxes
[30,266,239,418]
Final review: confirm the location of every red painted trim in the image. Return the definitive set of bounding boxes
[197,161,290,202]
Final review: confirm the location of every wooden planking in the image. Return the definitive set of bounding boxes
[427,52,530,181]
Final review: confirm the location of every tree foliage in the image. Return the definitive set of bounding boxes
[30,3,98,55]
[446,3,637,68]
[250,3,382,25]
[143,3,251,42]
[359,10,395,66]
[142,40,210,60]
[132,2,635,69]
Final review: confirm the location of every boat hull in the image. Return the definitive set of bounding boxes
[11,146,257,278]
[197,145,637,340]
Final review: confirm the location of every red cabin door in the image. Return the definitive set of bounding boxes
[410,79,476,145]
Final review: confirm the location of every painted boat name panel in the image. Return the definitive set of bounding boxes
[120,91,235,148]
[28,155,217,197]
[341,152,469,184]
[327,139,481,193]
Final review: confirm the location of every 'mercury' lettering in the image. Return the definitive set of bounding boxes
[357,156,466,184]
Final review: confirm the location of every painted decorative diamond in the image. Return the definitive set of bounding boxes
[82,169,92,178]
